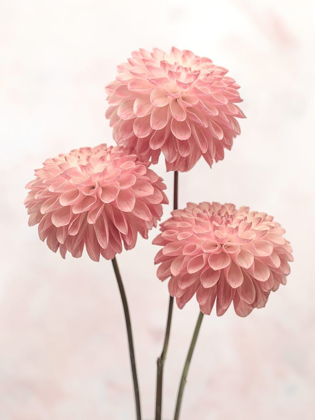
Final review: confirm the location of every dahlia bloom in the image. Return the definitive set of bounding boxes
[153,203,293,317]
[105,47,245,172]
[25,144,168,261]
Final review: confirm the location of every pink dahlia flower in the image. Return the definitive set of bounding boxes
[153,203,293,317]
[25,144,168,261]
[105,47,245,172]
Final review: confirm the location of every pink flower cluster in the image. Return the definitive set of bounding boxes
[25,144,168,261]
[106,47,244,172]
[153,203,293,317]
[25,46,293,317]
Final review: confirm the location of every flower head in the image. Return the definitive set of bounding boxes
[25,144,168,261]
[105,47,245,172]
[153,202,293,317]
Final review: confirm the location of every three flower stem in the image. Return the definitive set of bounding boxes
[111,171,203,420]
[155,171,178,420]
[111,257,142,420]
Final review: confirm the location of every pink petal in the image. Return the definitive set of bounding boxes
[200,268,220,288]
[216,282,234,316]
[191,125,209,153]
[170,255,186,276]
[208,252,230,270]
[51,206,72,227]
[59,190,80,206]
[267,233,285,245]
[149,130,168,150]
[196,285,212,306]
[162,242,183,256]
[252,240,273,256]
[128,78,152,91]
[186,107,208,127]
[116,190,136,212]
[171,119,191,140]
[187,254,205,274]
[233,296,254,317]
[280,258,291,275]
[119,174,137,189]
[87,204,105,224]
[118,119,135,140]
[170,99,186,121]
[214,231,229,243]
[132,201,152,221]
[199,285,217,315]
[94,215,109,249]
[239,273,256,304]
[177,139,191,157]
[236,248,254,269]
[150,106,170,130]
[157,260,172,281]
[72,196,96,214]
[68,214,85,236]
[252,260,270,282]
[208,120,224,140]
[40,196,60,214]
[270,252,281,268]
[181,95,199,107]
[164,83,180,97]
[85,225,100,262]
[112,207,128,234]
[114,85,132,98]
[133,115,152,138]
[223,242,239,254]
[100,184,120,203]
[132,179,154,197]
[183,243,199,255]
[177,282,199,308]
[237,230,256,241]
[150,88,170,107]
[226,260,244,288]
[133,96,152,117]
[178,273,198,289]
[117,100,135,120]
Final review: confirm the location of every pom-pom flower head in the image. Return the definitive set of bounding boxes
[153,203,293,317]
[105,47,245,172]
[25,144,168,261]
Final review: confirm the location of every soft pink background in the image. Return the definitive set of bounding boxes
[1,0,314,419]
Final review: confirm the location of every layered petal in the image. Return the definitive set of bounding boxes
[105,47,245,172]
[25,144,168,261]
[153,202,293,317]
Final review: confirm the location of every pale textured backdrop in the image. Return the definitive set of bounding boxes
[0,0,314,419]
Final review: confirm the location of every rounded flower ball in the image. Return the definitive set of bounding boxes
[153,203,293,317]
[105,47,245,172]
[25,144,168,261]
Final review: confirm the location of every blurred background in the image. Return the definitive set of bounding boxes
[0,0,314,419]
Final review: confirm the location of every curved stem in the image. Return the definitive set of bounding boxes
[111,257,142,420]
[155,296,174,419]
[173,312,204,420]
[155,171,179,420]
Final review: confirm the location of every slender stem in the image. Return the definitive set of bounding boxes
[173,312,204,420]
[111,257,142,420]
[173,171,179,210]
[155,171,179,420]
[155,296,174,419]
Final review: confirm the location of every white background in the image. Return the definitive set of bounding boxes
[0,0,314,419]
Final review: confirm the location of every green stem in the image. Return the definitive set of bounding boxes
[155,171,179,420]
[155,296,174,420]
[173,312,204,420]
[111,257,142,420]
[173,171,179,210]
